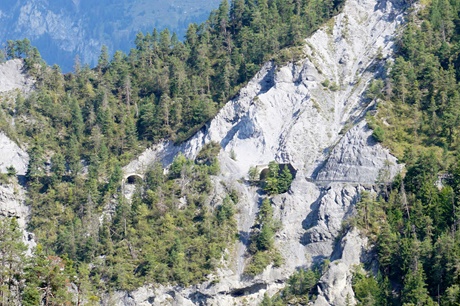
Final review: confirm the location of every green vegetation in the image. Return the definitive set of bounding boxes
[245,198,282,275]
[321,79,339,91]
[0,218,28,305]
[352,0,460,304]
[0,217,77,306]
[264,161,293,194]
[195,141,221,174]
[0,150,238,304]
[372,126,385,142]
[94,153,238,289]
[261,161,294,194]
[0,0,345,301]
[259,265,324,305]
[348,158,460,305]
[248,166,260,182]
[352,266,390,306]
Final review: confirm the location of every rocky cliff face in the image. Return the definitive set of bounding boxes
[119,0,407,304]
[0,0,220,71]
[0,59,35,251]
[0,59,34,94]
[0,131,31,240]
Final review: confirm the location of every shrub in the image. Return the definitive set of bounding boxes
[195,142,221,175]
[372,126,385,142]
[195,142,221,166]
[262,161,294,194]
[245,251,271,276]
[6,166,16,177]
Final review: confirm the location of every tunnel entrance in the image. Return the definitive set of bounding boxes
[126,174,143,184]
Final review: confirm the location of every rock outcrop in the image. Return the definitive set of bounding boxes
[315,120,401,183]
[0,0,407,302]
[0,59,34,250]
[314,228,368,306]
[0,182,35,252]
[0,132,29,176]
[0,59,34,93]
[0,132,32,249]
[119,0,407,304]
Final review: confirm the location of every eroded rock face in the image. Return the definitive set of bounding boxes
[0,140,34,251]
[0,132,29,176]
[315,121,402,183]
[119,0,407,304]
[314,228,368,306]
[0,59,34,251]
[0,59,34,93]
[0,183,35,252]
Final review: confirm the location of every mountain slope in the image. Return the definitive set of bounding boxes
[0,59,35,258]
[0,0,409,304]
[119,0,407,304]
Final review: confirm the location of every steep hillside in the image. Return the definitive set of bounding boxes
[0,0,413,304]
[0,59,35,256]
[0,0,220,71]
[0,0,352,304]
[119,0,406,304]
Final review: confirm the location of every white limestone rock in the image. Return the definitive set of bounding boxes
[0,60,34,250]
[119,0,407,304]
[0,183,29,228]
[0,134,33,251]
[315,120,402,183]
[0,182,35,252]
[0,132,29,176]
[0,59,34,93]
[314,228,368,306]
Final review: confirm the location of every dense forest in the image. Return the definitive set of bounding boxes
[0,0,343,304]
[351,0,460,304]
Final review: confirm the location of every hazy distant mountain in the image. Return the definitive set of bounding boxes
[0,0,221,71]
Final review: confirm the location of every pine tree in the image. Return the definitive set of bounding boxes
[0,218,27,306]
[278,166,293,193]
[26,146,45,184]
[23,245,74,306]
[402,265,435,305]
[97,45,110,72]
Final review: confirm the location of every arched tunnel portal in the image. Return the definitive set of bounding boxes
[124,173,144,185]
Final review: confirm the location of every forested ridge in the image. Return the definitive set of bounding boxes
[349,0,460,304]
[0,0,344,304]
